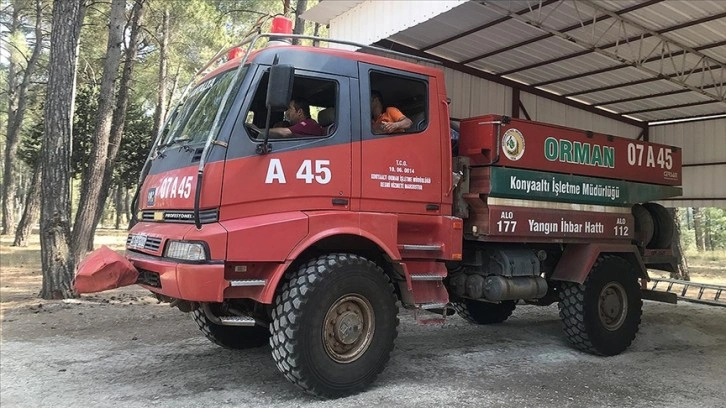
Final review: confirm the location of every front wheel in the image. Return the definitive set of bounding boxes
[558,255,642,356]
[270,254,399,398]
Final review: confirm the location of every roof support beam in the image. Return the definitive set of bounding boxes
[532,39,726,88]
[498,9,726,77]
[375,39,646,129]
[621,100,718,115]
[649,113,726,125]
[563,62,723,98]
[481,1,726,106]
[420,0,559,52]
[595,84,720,107]
[460,0,660,65]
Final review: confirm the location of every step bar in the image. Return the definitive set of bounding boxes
[200,303,267,327]
[400,244,443,251]
[410,274,444,281]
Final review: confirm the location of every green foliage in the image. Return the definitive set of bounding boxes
[680,207,726,252]
[115,101,153,188]
[8,0,330,223]
[17,119,42,168]
[678,209,695,252]
[704,208,726,250]
[72,84,99,177]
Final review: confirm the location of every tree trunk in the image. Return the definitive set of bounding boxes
[72,0,126,261]
[114,184,123,230]
[13,164,41,247]
[312,22,320,46]
[693,207,705,252]
[124,187,132,228]
[2,4,21,235]
[89,0,145,250]
[165,64,181,117]
[292,0,308,45]
[40,0,86,300]
[668,208,690,280]
[282,0,291,16]
[704,211,713,251]
[151,5,169,139]
[3,0,43,235]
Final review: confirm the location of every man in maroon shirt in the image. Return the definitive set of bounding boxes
[267,98,324,138]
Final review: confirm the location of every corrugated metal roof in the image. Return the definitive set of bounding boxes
[305,0,726,124]
[301,1,365,24]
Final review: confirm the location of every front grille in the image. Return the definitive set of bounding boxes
[139,208,218,224]
[136,268,161,288]
[126,234,163,253]
[141,212,155,221]
[144,236,162,251]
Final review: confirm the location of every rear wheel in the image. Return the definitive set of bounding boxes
[453,299,516,324]
[191,308,270,349]
[644,202,674,249]
[558,255,642,356]
[270,254,399,398]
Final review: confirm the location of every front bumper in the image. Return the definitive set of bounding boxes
[128,252,228,302]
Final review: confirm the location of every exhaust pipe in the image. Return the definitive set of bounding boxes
[465,275,548,301]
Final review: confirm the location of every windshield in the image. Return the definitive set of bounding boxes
[160,66,247,148]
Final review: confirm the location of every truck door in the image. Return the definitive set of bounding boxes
[357,63,443,215]
[220,66,352,219]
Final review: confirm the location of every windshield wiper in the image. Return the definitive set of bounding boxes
[158,138,192,150]
[151,139,193,160]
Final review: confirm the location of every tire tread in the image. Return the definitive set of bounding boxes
[269,253,399,398]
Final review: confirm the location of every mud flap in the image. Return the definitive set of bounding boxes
[74,246,139,293]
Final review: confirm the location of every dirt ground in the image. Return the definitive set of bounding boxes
[1,232,725,407]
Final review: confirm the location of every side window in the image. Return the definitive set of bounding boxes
[244,71,338,140]
[369,71,428,135]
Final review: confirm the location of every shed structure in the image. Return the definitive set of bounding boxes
[303,0,726,207]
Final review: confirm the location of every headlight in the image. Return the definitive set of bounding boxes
[164,241,207,261]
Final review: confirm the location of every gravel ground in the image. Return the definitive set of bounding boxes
[1,288,725,408]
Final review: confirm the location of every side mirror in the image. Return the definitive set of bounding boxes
[266,64,294,111]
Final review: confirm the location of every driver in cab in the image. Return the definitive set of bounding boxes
[266,98,324,138]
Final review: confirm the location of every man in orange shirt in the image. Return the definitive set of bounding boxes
[371,90,412,134]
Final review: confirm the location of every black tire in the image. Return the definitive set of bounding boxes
[558,255,642,356]
[644,202,674,249]
[270,254,399,398]
[191,308,270,349]
[453,299,516,324]
[632,204,654,247]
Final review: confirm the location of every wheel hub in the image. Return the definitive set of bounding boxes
[323,295,375,363]
[598,282,628,331]
[335,311,363,344]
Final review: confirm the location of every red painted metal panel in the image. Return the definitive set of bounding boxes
[222,212,309,262]
[459,115,682,186]
[220,143,351,221]
[127,254,227,302]
[360,126,445,216]
[551,243,645,284]
[139,162,225,211]
[298,211,401,261]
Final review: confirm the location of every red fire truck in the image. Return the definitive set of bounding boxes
[112,19,683,398]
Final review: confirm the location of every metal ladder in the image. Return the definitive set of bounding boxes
[649,278,725,307]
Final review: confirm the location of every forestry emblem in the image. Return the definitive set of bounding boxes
[502,128,525,161]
